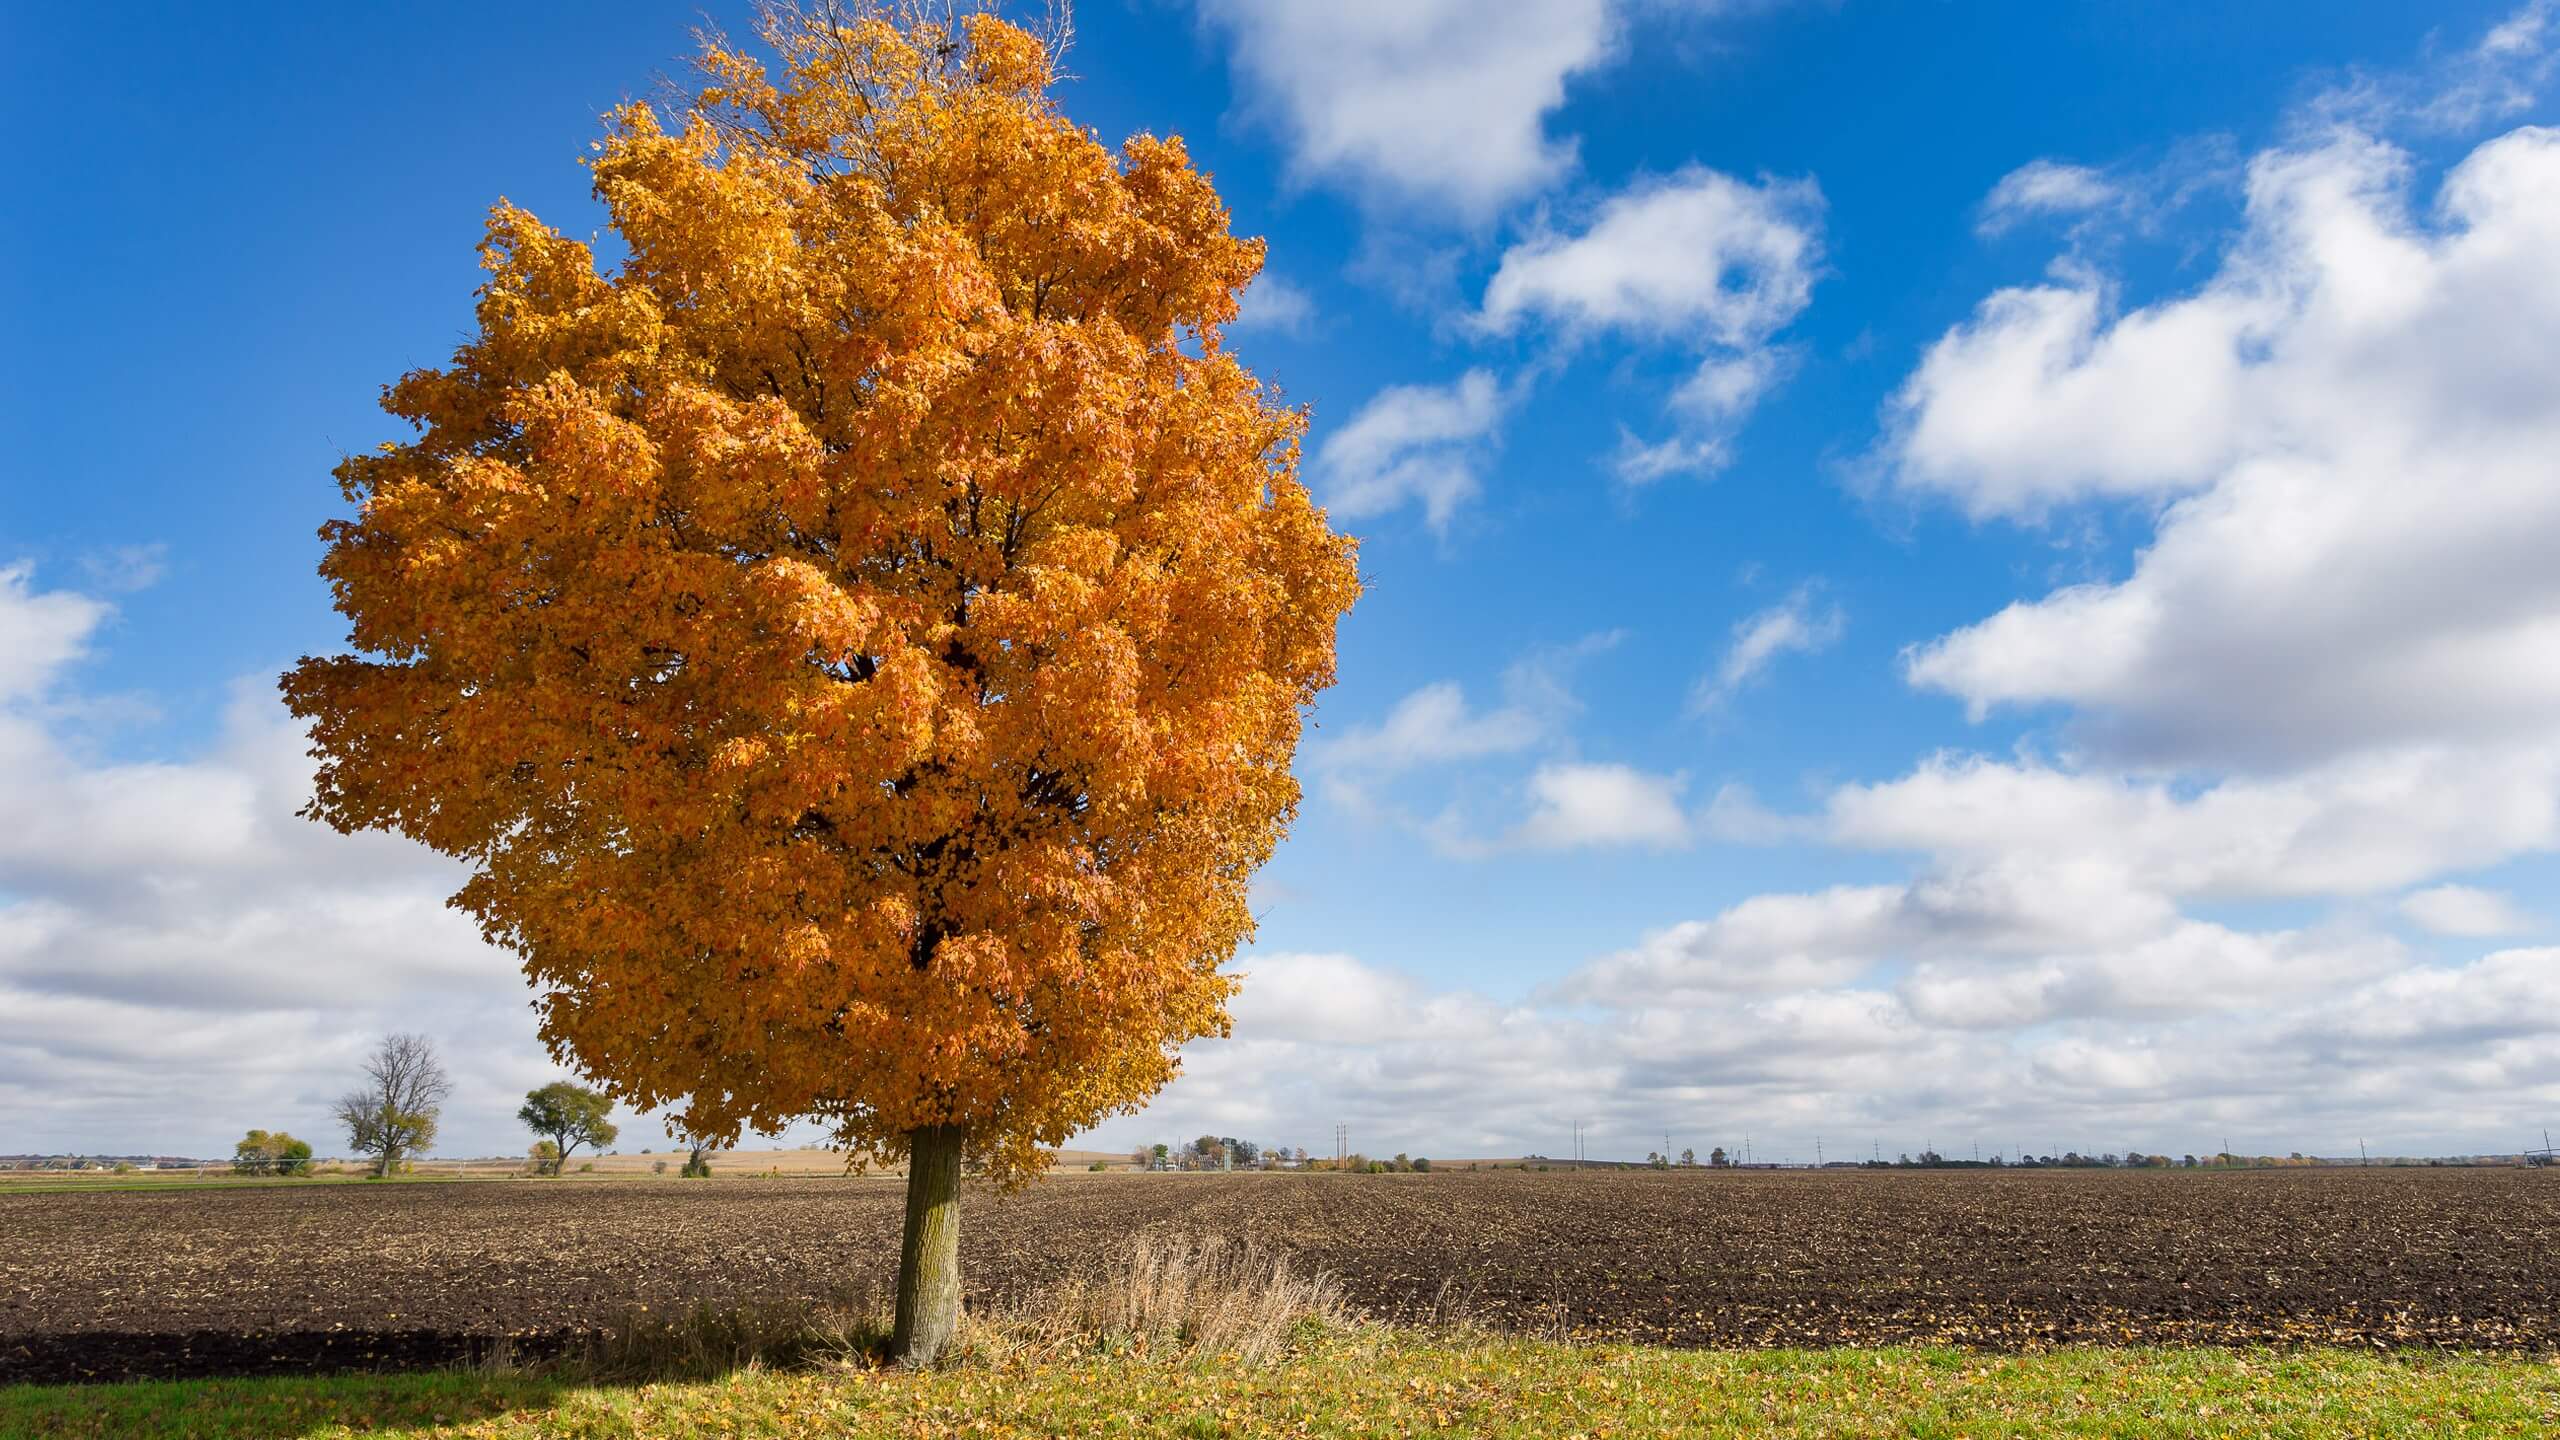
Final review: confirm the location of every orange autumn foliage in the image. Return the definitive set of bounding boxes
[283,4,1358,1183]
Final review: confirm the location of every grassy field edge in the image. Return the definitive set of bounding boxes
[10,1334,2560,1439]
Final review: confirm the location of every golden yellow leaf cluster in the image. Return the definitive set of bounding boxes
[283,4,1358,1183]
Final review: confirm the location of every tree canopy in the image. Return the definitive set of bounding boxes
[285,2,1353,1194]
[232,1129,313,1176]
[518,1080,618,1173]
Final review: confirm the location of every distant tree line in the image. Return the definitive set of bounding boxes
[1861,1150,2330,1170]
[1119,1138,1432,1173]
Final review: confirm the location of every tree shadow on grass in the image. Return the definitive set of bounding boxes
[2,1304,896,1439]
[2,1367,578,1440]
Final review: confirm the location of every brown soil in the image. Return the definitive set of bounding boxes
[6,1167,2554,1382]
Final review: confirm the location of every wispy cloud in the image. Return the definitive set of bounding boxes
[1691,583,1844,711]
[1975,160,2122,237]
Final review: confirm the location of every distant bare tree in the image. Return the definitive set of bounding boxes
[333,1033,452,1176]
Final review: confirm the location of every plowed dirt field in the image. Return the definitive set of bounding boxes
[7,1167,2554,1382]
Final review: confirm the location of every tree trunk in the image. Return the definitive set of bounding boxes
[891,1123,965,1366]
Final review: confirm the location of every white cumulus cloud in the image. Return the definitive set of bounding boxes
[1480,168,1823,345]
[1893,125,2560,772]
[0,563,608,1161]
[0,562,111,703]
[1313,369,1509,530]
[1196,0,1620,220]
[1509,762,1692,851]
[2401,884,2539,938]
[1481,167,1824,481]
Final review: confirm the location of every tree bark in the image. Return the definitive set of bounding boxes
[891,1123,965,1365]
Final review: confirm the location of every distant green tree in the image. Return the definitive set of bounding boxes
[517,1081,618,1174]
[1709,1146,1729,1167]
[1411,1157,1430,1173]
[681,1142,712,1178]
[232,1129,313,1176]
[1679,1147,1696,1167]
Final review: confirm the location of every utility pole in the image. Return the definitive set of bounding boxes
[2359,1137,2368,1166]
[1815,1136,1823,1167]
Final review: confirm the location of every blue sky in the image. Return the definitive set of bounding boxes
[6,1,2559,1164]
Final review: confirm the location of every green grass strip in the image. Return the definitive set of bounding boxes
[8,1336,2559,1438]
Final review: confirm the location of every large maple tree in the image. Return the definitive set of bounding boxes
[284,3,1358,1361]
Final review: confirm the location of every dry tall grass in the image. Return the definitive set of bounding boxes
[556,1233,1347,1379]
[980,1234,1348,1366]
